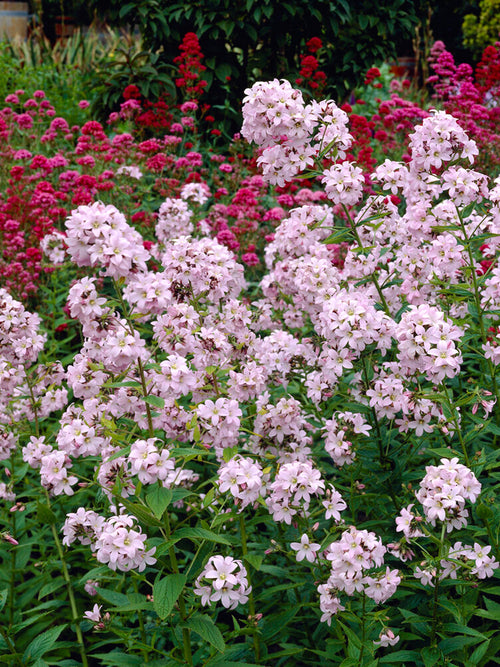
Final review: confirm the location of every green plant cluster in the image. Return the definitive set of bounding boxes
[88,0,421,105]
[0,29,110,125]
[463,0,500,57]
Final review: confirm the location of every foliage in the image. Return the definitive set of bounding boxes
[427,39,500,175]
[0,28,135,125]
[88,0,422,116]
[2,31,500,667]
[463,0,500,57]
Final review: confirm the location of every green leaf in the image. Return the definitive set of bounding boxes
[90,654,143,666]
[421,646,443,666]
[425,448,460,459]
[379,651,421,663]
[97,588,129,607]
[262,4,273,19]
[153,573,186,619]
[118,3,136,19]
[476,597,500,620]
[36,502,57,525]
[146,486,172,519]
[205,662,261,667]
[439,632,483,655]
[77,566,109,585]
[22,625,66,662]
[175,527,232,545]
[485,420,500,436]
[202,487,216,509]
[38,578,65,600]
[223,446,238,462]
[0,589,7,613]
[144,394,165,408]
[358,15,369,29]
[109,592,152,613]
[15,543,32,570]
[244,554,263,571]
[185,614,225,653]
[124,502,164,527]
[338,621,362,653]
[469,639,491,663]
[261,606,299,640]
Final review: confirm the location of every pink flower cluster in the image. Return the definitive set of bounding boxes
[440,541,498,580]
[0,288,46,366]
[428,40,500,172]
[241,79,351,186]
[265,460,325,524]
[194,555,251,609]
[319,526,401,625]
[65,202,150,278]
[156,198,193,244]
[415,457,481,530]
[62,509,156,572]
[323,411,372,466]
[217,455,267,509]
[396,304,464,383]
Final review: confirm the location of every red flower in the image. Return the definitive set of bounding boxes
[123,84,141,100]
[306,37,322,53]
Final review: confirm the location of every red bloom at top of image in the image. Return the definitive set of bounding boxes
[123,85,141,101]
[364,67,381,85]
[306,37,322,54]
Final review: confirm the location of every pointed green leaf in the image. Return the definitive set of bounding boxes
[97,588,129,606]
[379,651,421,663]
[175,527,232,545]
[185,613,225,653]
[146,486,172,519]
[37,502,57,525]
[0,589,7,612]
[244,554,263,571]
[38,577,65,600]
[144,395,165,408]
[90,654,142,666]
[125,502,164,527]
[22,625,66,662]
[153,573,186,619]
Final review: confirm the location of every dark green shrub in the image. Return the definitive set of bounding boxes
[88,0,422,109]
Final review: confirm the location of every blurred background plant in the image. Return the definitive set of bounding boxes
[87,0,422,116]
[0,0,492,136]
[463,0,500,58]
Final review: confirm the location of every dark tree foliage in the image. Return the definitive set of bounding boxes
[88,0,421,103]
[429,0,479,64]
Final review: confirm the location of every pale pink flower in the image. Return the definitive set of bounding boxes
[374,628,400,647]
[83,604,102,623]
[290,533,321,562]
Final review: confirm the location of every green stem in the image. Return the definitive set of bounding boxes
[357,592,366,666]
[239,515,261,663]
[343,204,391,316]
[9,455,17,627]
[164,512,192,666]
[440,383,470,466]
[137,357,155,438]
[457,208,500,408]
[482,515,499,559]
[111,278,156,438]
[0,626,20,664]
[431,523,446,647]
[24,366,40,437]
[46,494,88,667]
[132,576,149,662]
